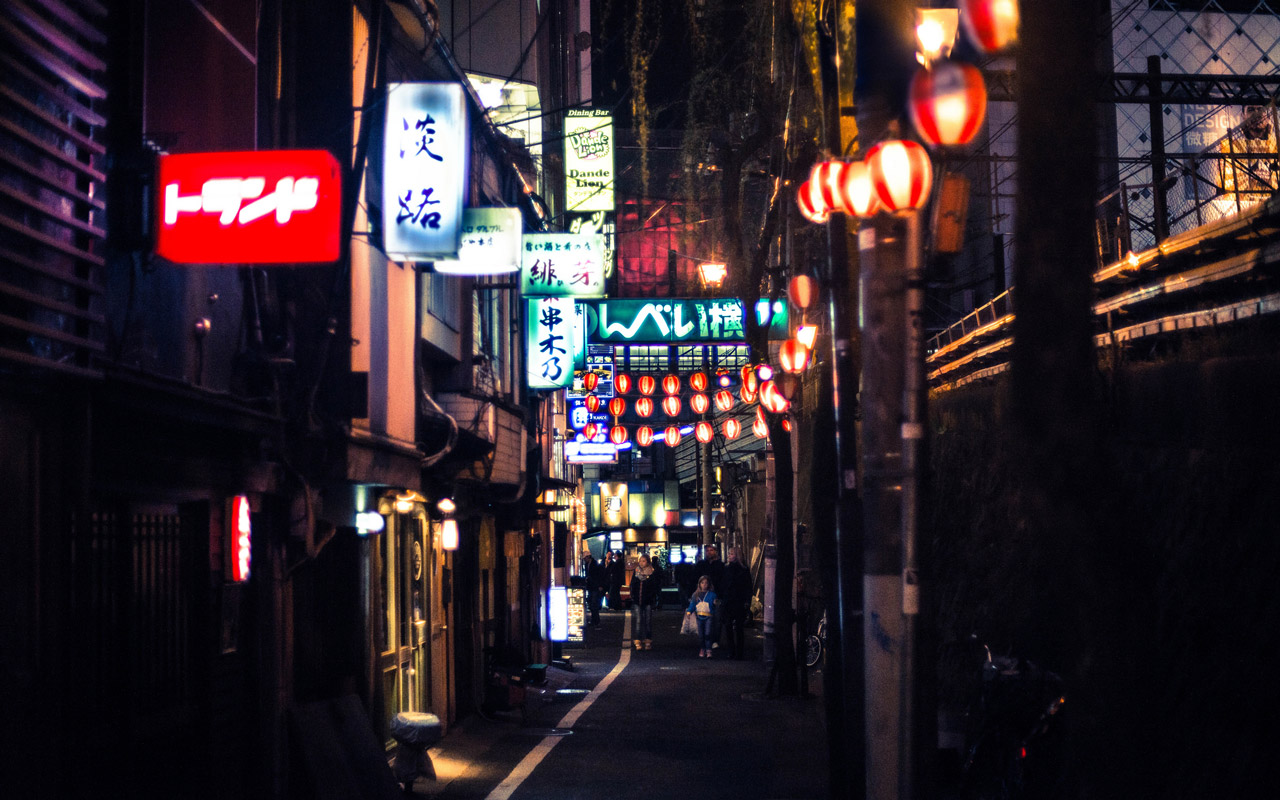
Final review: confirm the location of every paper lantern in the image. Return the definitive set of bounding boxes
[615,373,632,394]
[841,159,881,217]
[583,422,598,440]
[691,393,710,414]
[636,397,654,417]
[960,0,1019,54]
[778,339,810,374]
[695,421,714,443]
[714,389,735,412]
[788,275,819,310]
[584,393,600,413]
[662,374,680,395]
[740,365,759,394]
[583,372,599,391]
[609,425,628,445]
[796,180,830,224]
[781,417,793,432]
[760,380,791,413]
[909,60,987,147]
[753,418,769,438]
[662,395,682,417]
[609,397,626,417]
[636,426,654,447]
[810,161,849,214]
[723,418,741,439]
[638,375,656,395]
[690,372,708,392]
[867,139,933,212]
[664,425,682,446]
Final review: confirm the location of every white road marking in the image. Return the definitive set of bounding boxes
[483,610,633,800]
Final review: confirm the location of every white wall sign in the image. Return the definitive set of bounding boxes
[520,232,606,297]
[526,297,576,389]
[432,207,523,275]
[383,82,468,261]
[564,109,614,213]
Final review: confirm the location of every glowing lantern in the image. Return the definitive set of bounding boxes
[609,425,628,445]
[788,275,819,310]
[781,417,793,432]
[796,180,830,224]
[638,375,656,395]
[760,380,791,413]
[717,371,732,387]
[636,397,655,417]
[662,375,680,395]
[960,0,1019,54]
[664,425,682,446]
[690,372,708,392]
[778,339,811,374]
[636,426,654,447]
[583,372,599,391]
[695,421,714,443]
[662,395,682,417]
[753,418,769,438]
[615,373,632,394]
[841,159,881,217]
[714,389,735,412]
[691,393,710,415]
[909,60,987,147]
[723,418,742,439]
[583,422,599,440]
[740,365,759,394]
[866,139,933,212]
[609,397,626,417]
[585,393,601,413]
[809,161,850,214]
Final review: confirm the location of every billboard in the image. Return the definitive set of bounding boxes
[526,297,576,389]
[432,207,523,275]
[520,232,606,297]
[580,298,790,344]
[564,109,614,212]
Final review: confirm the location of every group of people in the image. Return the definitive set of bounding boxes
[581,544,754,659]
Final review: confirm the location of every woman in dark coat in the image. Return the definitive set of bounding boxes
[629,554,662,650]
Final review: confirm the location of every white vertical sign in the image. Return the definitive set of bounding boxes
[383,82,469,260]
[527,297,576,389]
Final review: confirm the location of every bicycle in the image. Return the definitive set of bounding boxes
[803,612,828,668]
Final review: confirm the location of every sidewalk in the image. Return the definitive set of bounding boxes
[407,606,829,799]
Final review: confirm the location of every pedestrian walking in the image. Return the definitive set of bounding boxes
[606,552,625,610]
[629,553,662,650]
[687,576,718,658]
[584,554,605,626]
[693,545,726,648]
[721,546,753,659]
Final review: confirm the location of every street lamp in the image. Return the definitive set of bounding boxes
[697,262,727,290]
[914,8,960,65]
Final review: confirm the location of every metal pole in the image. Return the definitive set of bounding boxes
[1148,56,1170,242]
[702,439,713,547]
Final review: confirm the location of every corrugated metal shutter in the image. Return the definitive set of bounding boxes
[0,0,107,377]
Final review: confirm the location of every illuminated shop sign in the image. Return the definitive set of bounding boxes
[156,150,341,264]
[227,495,252,582]
[581,299,789,344]
[565,440,618,464]
[432,207,523,275]
[567,344,616,399]
[600,482,628,527]
[526,297,577,389]
[383,82,468,261]
[549,587,568,642]
[520,233,606,297]
[567,211,616,278]
[564,109,614,212]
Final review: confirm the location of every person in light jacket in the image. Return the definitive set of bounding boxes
[629,554,662,650]
[687,576,717,658]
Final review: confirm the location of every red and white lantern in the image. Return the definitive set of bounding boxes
[690,372,708,392]
[583,422,598,440]
[796,180,830,224]
[662,395,682,417]
[909,60,987,147]
[778,339,810,374]
[740,365,759,394]
[714,389,735,412]
[663,375,680,395]
[608,397,626,417]
[610,425,628,445]
[841,159,881,217]
[753,417,769,438]
[615,373,631,394]
[583,372,599,391]
[760,380,791,413]
[788,275,819,310]
[636,426,654,447]
[691,393,710,415]
[695,421,714,443]
[723,418,742,439]
[585,393,601,413]
[960,0,1019,54]
[866,139,933,212]
[664,425,682,447]
[638,375,656,395]
[636,397,654,418]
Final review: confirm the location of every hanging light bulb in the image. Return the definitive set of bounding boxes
[714,389,735,412]
[635,397,654,417]
[691,393,710,414]
[723,418,741,439]
[664,425,682,446]
[636,426,654,447]
[695,421,714,443]
[638,375,656,395]
[615,373,632,394]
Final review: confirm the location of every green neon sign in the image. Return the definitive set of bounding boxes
[581,298,788,344]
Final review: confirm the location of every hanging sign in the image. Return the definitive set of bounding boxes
[564,109,614,212]
[383,82,469,261]
[527,297,576,389]
[581,298,789,344]
[156,150,341,264]
[567,211,616,278]
[227,495,252,582]
[520,232,606,297]
[432,207,523,275]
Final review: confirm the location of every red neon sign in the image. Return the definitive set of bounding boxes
[229,495,252,582]
[156,150,341,264]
